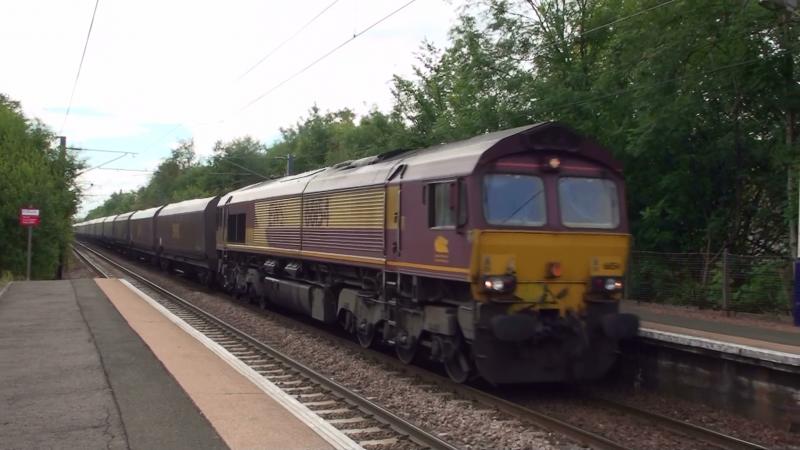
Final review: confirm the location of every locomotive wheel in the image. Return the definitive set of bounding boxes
[395,341,418,365]
[245,285,257,304]
[357,321,375,349]
[444,349,472,384]
[341,311,356,333]
[257,295,268,310]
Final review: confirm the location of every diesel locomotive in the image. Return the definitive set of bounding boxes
[75,122,639,384]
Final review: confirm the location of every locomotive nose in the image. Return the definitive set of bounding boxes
[474,230,629,312]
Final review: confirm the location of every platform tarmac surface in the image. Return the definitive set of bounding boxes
[622,301,800,361]
[95,278,338,450]
[0,279,226,449]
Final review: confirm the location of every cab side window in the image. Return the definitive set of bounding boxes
[227,213,246,243]
[427,182,469,228]
[430,183,453,227]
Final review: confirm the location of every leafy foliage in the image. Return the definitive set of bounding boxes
[85,0,798,261]
[0,94,84,279]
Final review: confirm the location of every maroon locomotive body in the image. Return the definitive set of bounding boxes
[215,122,637,383]
[76,122,636,383]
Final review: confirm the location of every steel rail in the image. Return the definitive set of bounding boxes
[337,329,768,450]
[75,242,629,450]
[585,395,768,450]
[336,346,630,450]
[73,242,458,450]
[71,246,110,278]
[353,329,768,450]
[75,242,767,450]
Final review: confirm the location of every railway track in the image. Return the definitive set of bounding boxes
[334,337,769,450]
[74,243,458,450]
[74,241,771,450]
[72,246,109,278]
[583,395,769,450]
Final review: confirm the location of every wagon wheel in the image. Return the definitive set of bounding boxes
[196,270,210,287]
[444,347,472,384]
[357,320,376,349]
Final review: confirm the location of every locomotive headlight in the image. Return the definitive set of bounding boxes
[482,275,516,294]
[490,278,505,291]
[591,276,624,293]
[604,278,622,291]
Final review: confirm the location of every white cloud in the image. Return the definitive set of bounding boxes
[1,0,459,213]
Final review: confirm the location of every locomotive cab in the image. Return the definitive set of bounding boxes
[460,132,639,384]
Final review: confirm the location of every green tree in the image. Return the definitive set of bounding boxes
[0,94,83,279]
[84,0,799,262]
[393,0,797,256]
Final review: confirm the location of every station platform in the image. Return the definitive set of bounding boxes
[621,300,800,369]
[0,279,342,450]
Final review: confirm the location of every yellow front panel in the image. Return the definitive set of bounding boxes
[472,230,630,314]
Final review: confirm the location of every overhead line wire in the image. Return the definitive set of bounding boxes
[61,0,101,134]
[148,0,676,147]
[77,152,129,176]
[68,146,138,155]
[92,167,259,176]
[148,0,345,147]
[237,0,342,81]
[238,0,418,113]
[580,0,682,36]
[220,158,270,179]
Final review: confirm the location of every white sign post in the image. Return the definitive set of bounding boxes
[19,207,40,281]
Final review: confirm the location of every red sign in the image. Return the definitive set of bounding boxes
[19,208,40,227]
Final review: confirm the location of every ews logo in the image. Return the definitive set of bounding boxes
[304,197,329,227]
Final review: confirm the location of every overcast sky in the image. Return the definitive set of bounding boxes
[0,0,460,216]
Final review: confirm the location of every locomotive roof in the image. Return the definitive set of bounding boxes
[221,122,618,205]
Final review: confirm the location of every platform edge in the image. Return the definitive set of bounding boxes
[639,327,800,367]
[0,281,13,300]
[116,279,363,450]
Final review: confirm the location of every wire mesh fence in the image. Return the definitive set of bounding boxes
[627,250,794,314]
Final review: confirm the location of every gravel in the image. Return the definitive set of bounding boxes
[63,249,97,279]
[92,250,569,450]
[500,388,714,450]
[194,295,567,450]
[596,386,800,450]
[84,244,798,450]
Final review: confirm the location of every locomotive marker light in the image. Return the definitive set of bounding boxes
[546,261,563,278]
[19,206,40,281]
